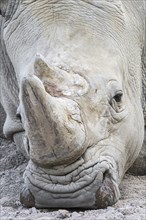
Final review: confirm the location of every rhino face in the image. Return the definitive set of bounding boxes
[1,0,144,208]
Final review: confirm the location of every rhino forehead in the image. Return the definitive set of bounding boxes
[3,0,126,70]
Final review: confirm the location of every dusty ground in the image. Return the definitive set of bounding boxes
[0,138,146,220]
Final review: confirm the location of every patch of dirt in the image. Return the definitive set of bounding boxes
[0,138,146,220]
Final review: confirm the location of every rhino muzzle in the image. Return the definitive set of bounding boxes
[20,157,120,209]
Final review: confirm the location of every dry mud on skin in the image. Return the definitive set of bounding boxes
[0,138,146,220]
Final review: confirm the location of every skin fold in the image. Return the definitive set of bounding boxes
[0,0,145,209]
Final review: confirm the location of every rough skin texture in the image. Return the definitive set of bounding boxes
[142,47,146,123]
[0,0,146,209]
[0,103,5,138]
[129,45,146,175]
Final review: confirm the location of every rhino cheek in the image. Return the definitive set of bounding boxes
[13,131,30,159]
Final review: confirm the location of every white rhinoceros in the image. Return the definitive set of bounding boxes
[0,0,145,209]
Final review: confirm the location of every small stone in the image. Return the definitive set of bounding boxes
[63,67,67,71]
[31,207,39,214]
[57,209,70,219]
[14,211,20,217]
[58,65,63,69]
[71,211,82,218]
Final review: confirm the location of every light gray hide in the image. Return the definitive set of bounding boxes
[0,0,146,209]
[129,44,146,175]
[0,103,5,138]
[0,3,145,174]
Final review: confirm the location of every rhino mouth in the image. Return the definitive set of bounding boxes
[20,145,120,209]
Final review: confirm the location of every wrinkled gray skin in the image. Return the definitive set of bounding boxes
[0,0,146,209]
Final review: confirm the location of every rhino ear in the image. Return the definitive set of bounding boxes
[0,0,9,17]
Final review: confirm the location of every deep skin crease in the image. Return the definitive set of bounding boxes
[0,0,145,209]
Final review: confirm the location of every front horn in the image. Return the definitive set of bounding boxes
[20,58,86,166]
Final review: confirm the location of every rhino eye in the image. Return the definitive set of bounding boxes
[110,91,124,113]
[113,92,123,103]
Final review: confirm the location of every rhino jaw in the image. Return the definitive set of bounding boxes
[20,74,86,166]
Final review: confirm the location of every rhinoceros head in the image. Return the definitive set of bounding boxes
[0,0,145,209]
